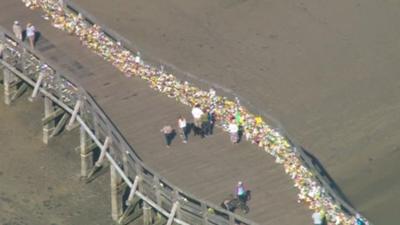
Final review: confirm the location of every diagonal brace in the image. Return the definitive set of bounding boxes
[28,73,45,102]
[11,82,29,101]
[50,113,70,138]
[126,176,140,206]
[94,136,112,167]
[66,100,82,131]
[85,136,112,181]
[166,202,179,225]
[42,107,64,125]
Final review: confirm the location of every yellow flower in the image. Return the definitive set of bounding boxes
[255,116,263,125]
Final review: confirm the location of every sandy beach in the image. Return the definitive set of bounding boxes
[71,0,400,224]
[0,91,114,225]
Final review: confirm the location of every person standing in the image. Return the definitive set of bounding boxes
[356,214,367,225]
[208,109,216,135]
[26,23,36,49]
[200,109,210,138]
[228,119,239,143]
[312,211,323,225]
[235,181,247,203]
[12,21,22,41]
[177,115,188,143]
[160,125,174,148]
[191,104,204,136]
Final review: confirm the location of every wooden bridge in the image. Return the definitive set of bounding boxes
[0,1,358,225]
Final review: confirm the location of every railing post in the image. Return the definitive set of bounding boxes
[43,96,55,144]
[122,149,130,178]
[229,214,235,225]
[174,191,182,221]
[92,112,101,137]
[134,163,153,225]
[153,175,162,206]
[110,163,123,221]
[201,203,208,225]
[80,124,93,177]
[143,202,153,225]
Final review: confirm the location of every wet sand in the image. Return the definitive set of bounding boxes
[0,91,114,225]
[74,0,400,224]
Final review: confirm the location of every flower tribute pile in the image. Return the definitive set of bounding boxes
[21,0,369,224]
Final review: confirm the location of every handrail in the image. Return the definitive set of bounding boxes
[0,25,257,225]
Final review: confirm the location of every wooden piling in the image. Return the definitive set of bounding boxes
[110,164,123,222]
[80,124,93,178]
[2,47,17,105]
[3,67,12,105]
[43,96,55,144]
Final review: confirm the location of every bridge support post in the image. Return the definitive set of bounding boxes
[110,164,124,222]
[3,67,13,105]
[143,202,153,225]
[2,50,17,105]
[43,97,55,144]
[80,124,94,178]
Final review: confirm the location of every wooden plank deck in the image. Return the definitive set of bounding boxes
[0,1,311,224]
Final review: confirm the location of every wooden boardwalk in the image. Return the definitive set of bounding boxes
[0,1,310,224]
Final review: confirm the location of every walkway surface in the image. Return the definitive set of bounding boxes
[0,1,311,225]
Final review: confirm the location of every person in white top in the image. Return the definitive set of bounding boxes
[26,23,36,49]
[177,115,188,143]
[12,21,22,41]
[191,104,204,135]
[312,211,323,225]
[228,119,239,143]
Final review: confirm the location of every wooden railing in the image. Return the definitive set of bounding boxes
[0,24,257,225]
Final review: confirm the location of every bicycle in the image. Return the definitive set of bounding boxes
[221,194,250,214]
